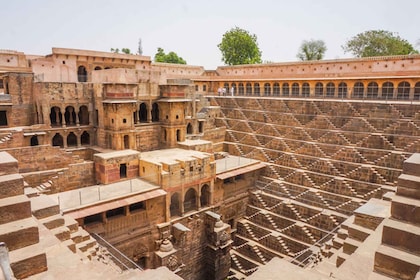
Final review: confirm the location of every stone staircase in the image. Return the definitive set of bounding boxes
[30,194,99,261]
[0,151,47,279]
[373,153,420,280]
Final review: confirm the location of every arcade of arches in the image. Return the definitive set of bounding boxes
[222,80,420,100]
[170,184,211,217]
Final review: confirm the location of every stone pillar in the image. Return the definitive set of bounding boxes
[204,211,232,280]
[54,107,60,126]
[75,108,80,126]
[61,108,66,127]
[63,134,68,148]
[0,242,13,280]
[67,107,74,125]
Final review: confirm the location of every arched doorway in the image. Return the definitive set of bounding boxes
[139,103,148,122]
[78,105,89,125]
[176,129,181,142]
[200,184,210,207]
[184,188,197,213]
[170,193,181,217]
[81,131,90,145]
[30,135,39,146]
[65,106,76,126]
[77,66,87,82]
[187,123,193,134]
[67,132,77,147]
[151,103,159,122]
[124,135,129,149]
[52,133,64,148]
[50,107,62,126]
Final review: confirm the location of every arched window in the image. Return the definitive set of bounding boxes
[414,82,420,100]
[50,107,62,126]
[302,83,310,97]
[246,83,252,96]
[67,132,77,147]
[397,81,410,100]
[64,106,76,126]
[291,83,299,96]
[170,193,181,217]
[81,131,90,145]
[224,83,229,95]
[273,83,280,96]
[30,136,39,146]
[254,83,260,96]
[282,83,289,96]
[382,82,394,99]
[231,83,236,96]
[187,123,193,134]
[124,135,129,149]
[353,82,364,98]
[326,82,335,97]
[338,82,348,98]
[200,184,210,207]
[184,188,197,213]
[52,133,63,148]
[78,105,89,125]
[94,66,102,71]
[77,66,87,82]
[264,83,271,96]
[151,103,159,122]
[315,82,324,97]
[139,103,147,122]
[238,83,244,95]
[367,82,379,99]
[176,129,181,142]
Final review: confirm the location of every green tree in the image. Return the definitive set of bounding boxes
[297,39,327,61]
[111,48,132,54]
[153,48,186,64]
[218,27,262,65]
[342,30,418,57]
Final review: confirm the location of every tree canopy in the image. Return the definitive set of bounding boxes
[296,39,327,61]
[154,47,187,64]
[218,27,262,65]
[110,48,132,54]
[342,30,418,57]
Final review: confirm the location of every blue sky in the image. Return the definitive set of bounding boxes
[1,0,419,69]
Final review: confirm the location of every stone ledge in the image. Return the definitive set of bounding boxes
[9,242,47,279]
[0,194,31,224]
[374,244,420,280]
[382,218,420,255]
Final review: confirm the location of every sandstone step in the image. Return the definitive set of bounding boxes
[23,187,39,198]
[62,238,76,253]
[391,194,420,225]
[76,238,96,252]
[70,231,84,244]
[336,252,348,267]
[332,237,344,249]
[0,217,39,251]
[402,154,420,176]
[0,194,31,224]
[0,173,24,199]
[382,218,420,255]
[9,242,47,279]
[40,213,65,229]
[374,244,420,280]
[397,173,420,200]
[343,238,362,255]
[51,225,71,241]
[63,215,79,233]
[31,195,60,219]
[347,222,374,242]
